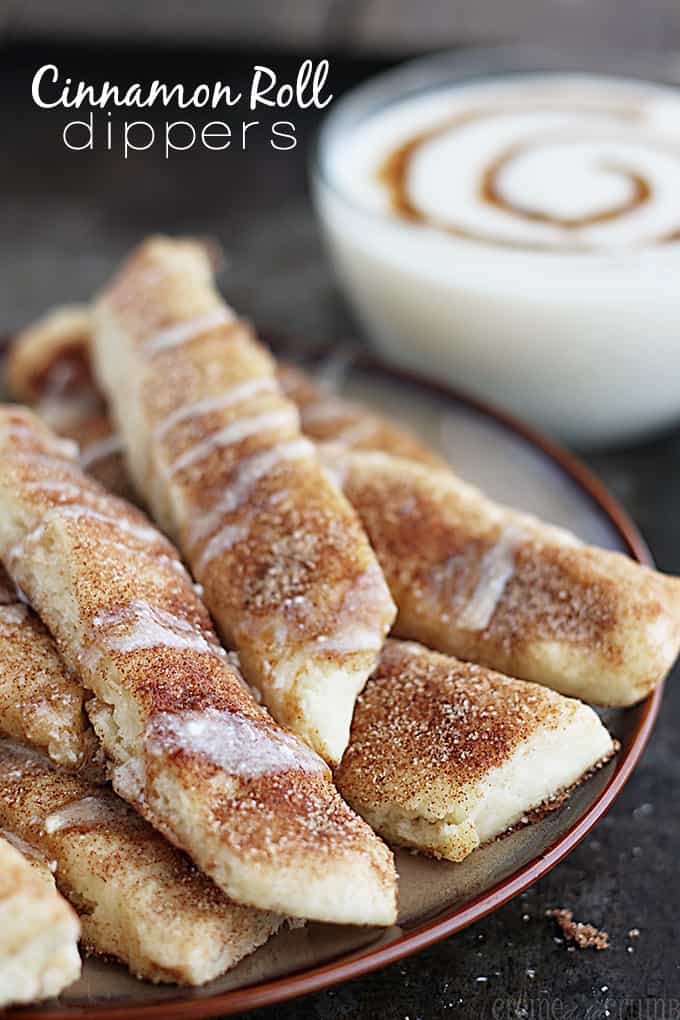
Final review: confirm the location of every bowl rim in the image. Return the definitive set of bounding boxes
[6,342,664,1020]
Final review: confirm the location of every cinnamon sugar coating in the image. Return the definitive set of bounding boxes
[326,449,680,707]
[0,407,397,926]
[343,642,567,788]
[0,740,282,985]
[336,640,614,860]
[0,565,101,775]
[91,237,395,763]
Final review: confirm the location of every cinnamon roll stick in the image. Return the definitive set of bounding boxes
[0,741,282,986]
[335,640,615,861]
[91,237,396,764]
[0,408,397,925]
[0,565,101,775]
[322,449,680,707]
[0,831,81,1006]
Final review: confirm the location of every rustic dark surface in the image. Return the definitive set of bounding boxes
[5,0,680,55]
[2,42,679,1019]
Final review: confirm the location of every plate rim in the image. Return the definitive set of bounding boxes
[4,346,663,1020]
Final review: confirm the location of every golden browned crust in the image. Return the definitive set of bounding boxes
[0,407,397,926]
[335,640,614,860]
[91,236,396,763]
[326,449,680,707]
[278,361,448,467]
[0,565,101,775]
[0,740,282,985]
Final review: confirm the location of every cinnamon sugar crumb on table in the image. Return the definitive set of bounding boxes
[547,908,610,950]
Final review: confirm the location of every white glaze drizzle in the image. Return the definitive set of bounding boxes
[312,561,388,655]
[141,308,235,357]
[39,357,83,399]
[196,523,251,574]
[301,403,379,447]
[331,419,380,448]
[111,756,146,805]
[152,378,279,441]
[315,626,382,655]
[167,408,298,477]
[24,479,83,501]
[0,738,57,781]
[91,600,221,656]
[10,432,81,461]
[66,504,154,541]
[0,418,78,459]
[80,434,124,470]
[145,707,327,778]
[43,795,121,834]
[13,451,83,477]
[104,540,187,577]
[7,503,161,568]
[457,525,526,631]
[191,437,314,545]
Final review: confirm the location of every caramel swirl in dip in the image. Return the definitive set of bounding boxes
[378,95,680,252]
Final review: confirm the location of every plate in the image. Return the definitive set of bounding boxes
[2,345,662,1020]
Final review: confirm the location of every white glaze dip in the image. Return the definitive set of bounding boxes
[314,58,680,445]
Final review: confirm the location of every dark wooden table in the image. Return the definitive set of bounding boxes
[2,41,679,1019]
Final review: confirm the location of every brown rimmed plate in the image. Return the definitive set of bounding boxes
[2,344,662,1020]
